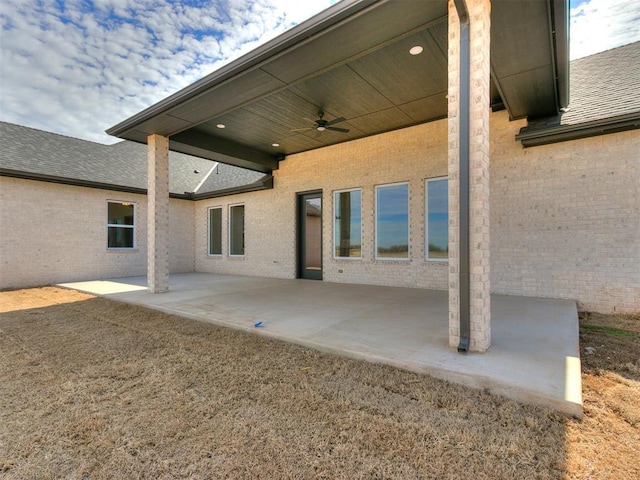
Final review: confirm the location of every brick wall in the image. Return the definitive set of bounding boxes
[2,111,637,312]
[195,120,450,289]
[447,0,492,351]
[490,112,640,313]
[169,198,196,274]
[194,113,639,313]
[147,134,170,293]
[0,177,195,290]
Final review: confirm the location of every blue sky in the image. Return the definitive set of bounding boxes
[1,0,638,145]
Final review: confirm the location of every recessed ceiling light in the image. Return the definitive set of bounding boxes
[409,45,424,55]
[216,123,225,129]
[272,143,280,147]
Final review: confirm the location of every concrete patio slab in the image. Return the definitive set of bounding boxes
[59,273,582,416]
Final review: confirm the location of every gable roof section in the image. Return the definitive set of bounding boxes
[517,42,640,147]
[0,121,269,198]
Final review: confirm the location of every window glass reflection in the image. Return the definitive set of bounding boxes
[334,189,362,258]
[426,178,448,260]
[376,183,409,259]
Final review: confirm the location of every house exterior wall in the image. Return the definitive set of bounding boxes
[169,197,196,274]
[194,111,639,313]
[2,111,637,313]
[195,120,451,289]
[0,177,195,290]
[490,113,640,313]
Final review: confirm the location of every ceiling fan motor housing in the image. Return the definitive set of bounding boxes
[313,111,348,133]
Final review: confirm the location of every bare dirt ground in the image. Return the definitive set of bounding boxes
[1,287,638,479]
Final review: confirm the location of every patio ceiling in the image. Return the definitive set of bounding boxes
[107,0,569,173]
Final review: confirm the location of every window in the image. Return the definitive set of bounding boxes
[426,177,449,260]
[208,207,222,255]
[333,189,362,258]
[375,183,409,260]
[107,201,135,249]
[229,204,245,256]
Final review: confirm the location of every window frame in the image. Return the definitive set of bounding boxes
[425,176,449,262]
[374,181,410,261]
[207,206,223,256]
[228,203,245,257]
[333,187,362,260]
[106,200,136,250]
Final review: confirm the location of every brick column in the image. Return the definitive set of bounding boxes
[147,134,170,293]
[448,0,491,352]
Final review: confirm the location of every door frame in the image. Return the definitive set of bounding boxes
[297,190,323,280]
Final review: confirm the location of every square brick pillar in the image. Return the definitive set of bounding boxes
[447,0,491,352]
[147,134,170,294]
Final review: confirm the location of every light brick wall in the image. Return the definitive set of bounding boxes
[467,0,491,351]
[194,113,639,314]
[447,0,492,351]
[169,199,196,274]
[490,112,640,313]
[195,120,450,289]
[0,177,195,290]
[448,0,462,344]
[2,113,637,313]
[147,134,170,293]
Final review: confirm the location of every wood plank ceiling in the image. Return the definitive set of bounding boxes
[196,18,449,159]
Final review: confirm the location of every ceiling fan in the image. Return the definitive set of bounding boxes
[293,111,350,133]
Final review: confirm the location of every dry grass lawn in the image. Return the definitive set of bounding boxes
[1,287,638,479]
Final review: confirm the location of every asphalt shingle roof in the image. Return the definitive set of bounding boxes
[0,121,267,197]
[561,41,640,126]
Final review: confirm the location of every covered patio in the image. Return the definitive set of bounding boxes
[107,0,571,356]
[60,273,582,416]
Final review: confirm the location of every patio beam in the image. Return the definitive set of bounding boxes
[170,129,279,173]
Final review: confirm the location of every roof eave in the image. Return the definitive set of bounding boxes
[0,168,148,195]
[515,113,640,147]
[0,167,274,200]
[189,174,274,200]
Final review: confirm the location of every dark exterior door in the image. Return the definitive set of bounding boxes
[297,191,322,280]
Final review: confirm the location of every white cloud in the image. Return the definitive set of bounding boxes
[570,0,640,59]
[0,0,336,144]
[3,0,636,145]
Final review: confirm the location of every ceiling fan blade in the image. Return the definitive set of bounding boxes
[327,126,350,133]
[324,116,346,127]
